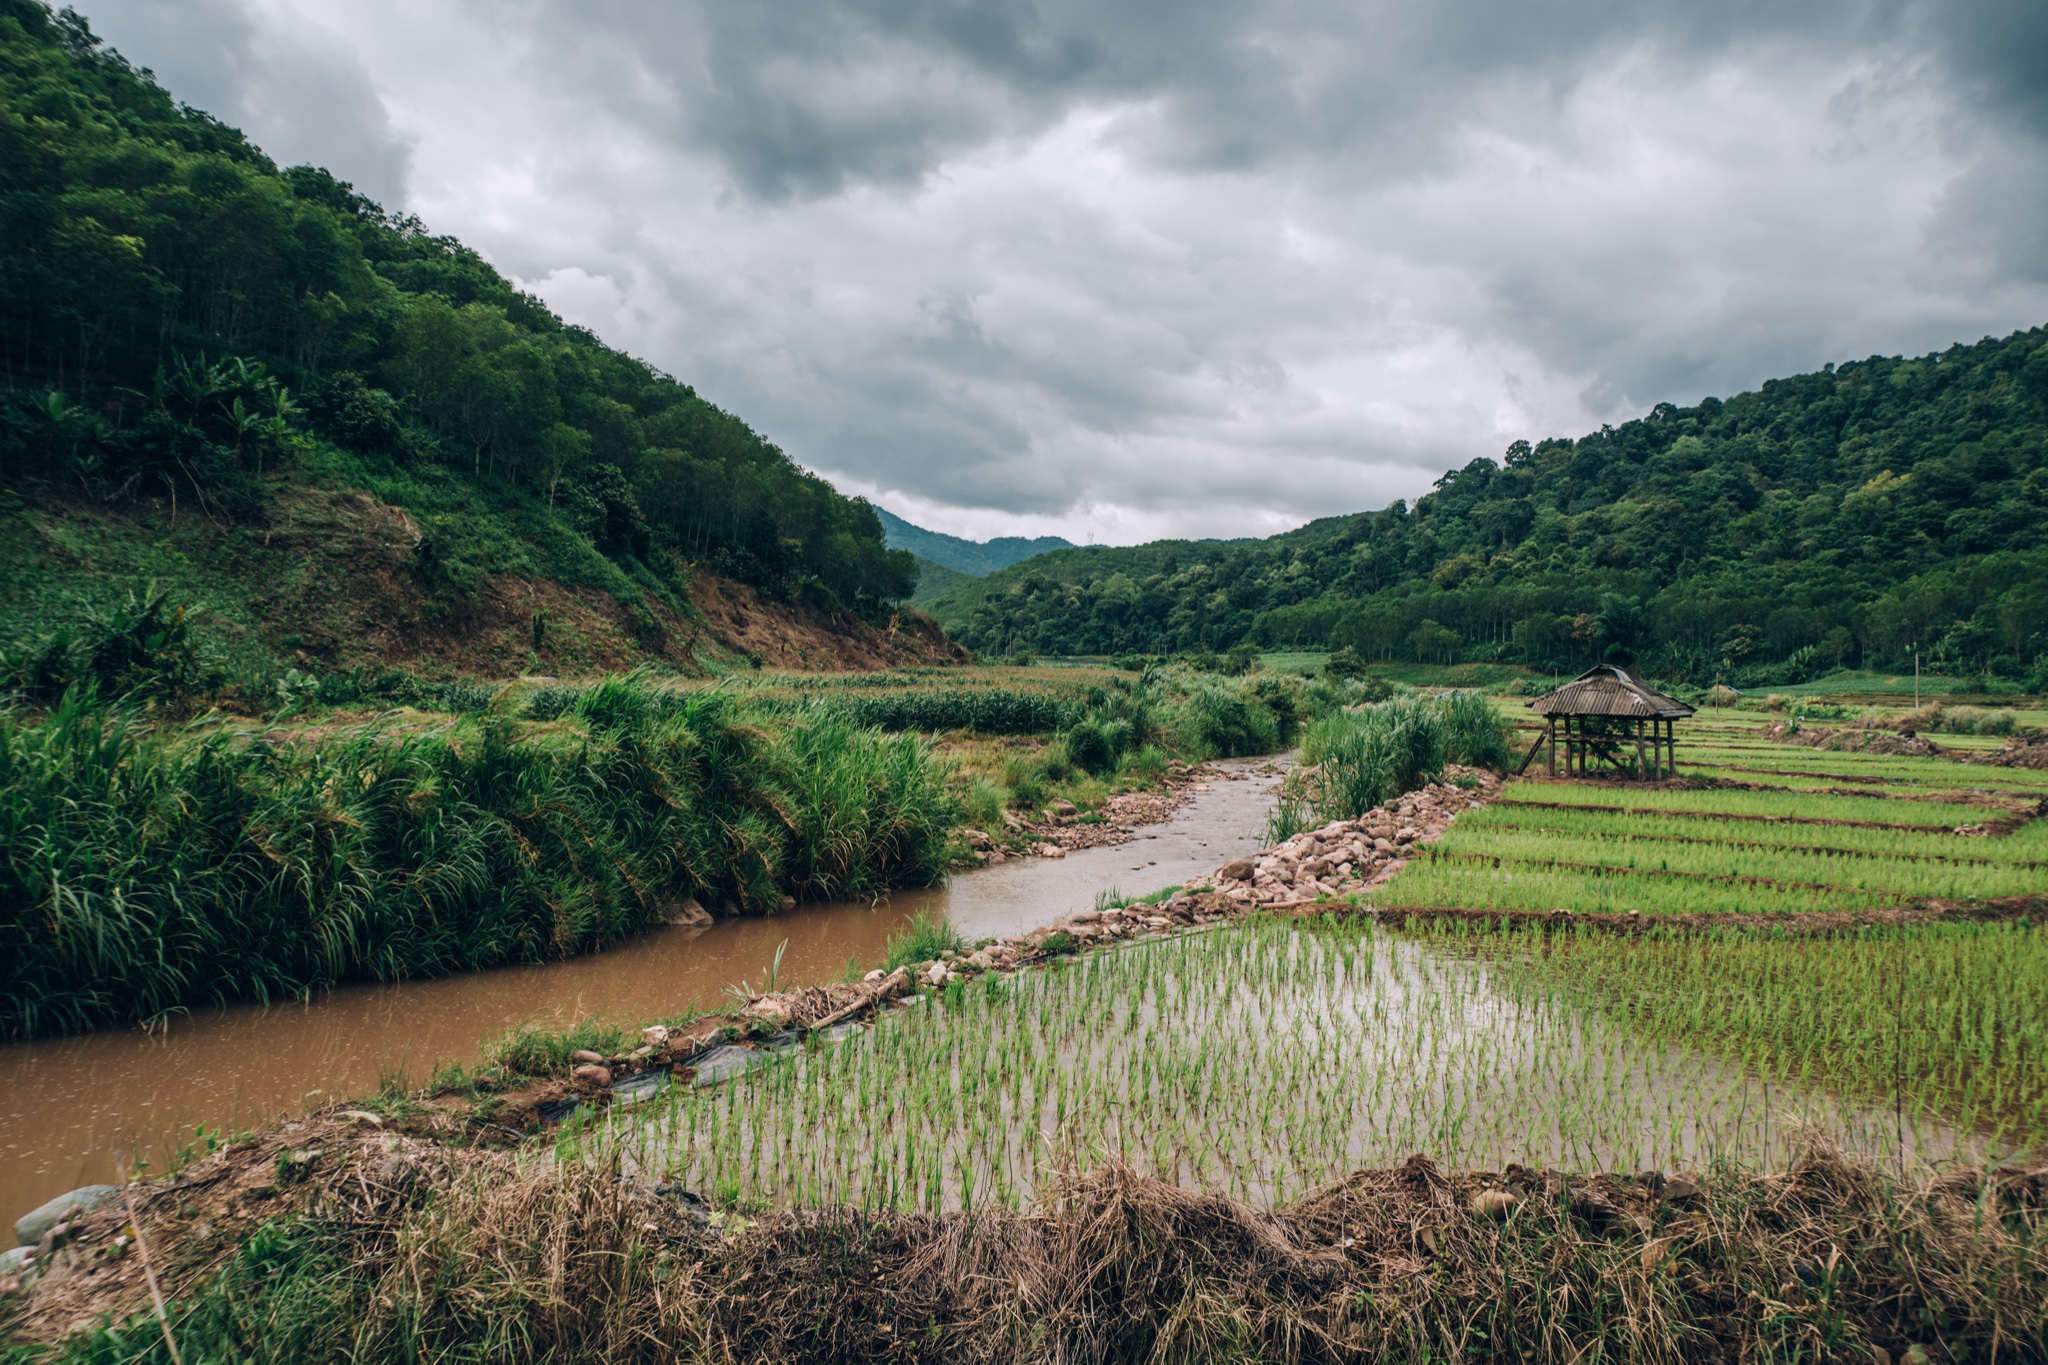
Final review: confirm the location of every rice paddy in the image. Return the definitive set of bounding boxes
[588,916,2020,1214]
[566,695,2047,1221]
[1378,705,2046,917]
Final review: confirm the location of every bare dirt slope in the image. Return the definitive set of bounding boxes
[3,484,966,679]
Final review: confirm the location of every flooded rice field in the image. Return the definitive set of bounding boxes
[0,761,1287,1219]
[605,920,1975,1213]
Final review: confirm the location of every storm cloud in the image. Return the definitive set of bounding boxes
[78,0,2048,541]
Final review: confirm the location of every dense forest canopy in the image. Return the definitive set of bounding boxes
[934,329,2048,687]
[0,1,914,615]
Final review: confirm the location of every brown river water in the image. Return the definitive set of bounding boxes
[0,760,1285,1222]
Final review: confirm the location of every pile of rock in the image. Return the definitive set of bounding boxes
[1210,767,1500,910]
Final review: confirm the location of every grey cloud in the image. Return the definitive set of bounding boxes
[509,0,1921,197]
[72,0,2048,539]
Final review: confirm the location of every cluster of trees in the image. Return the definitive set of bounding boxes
[934,329,2048,686]
[0,2,913,615]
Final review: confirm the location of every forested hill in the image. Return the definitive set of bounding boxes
[932,329,2048,687]
[0,2,927,677]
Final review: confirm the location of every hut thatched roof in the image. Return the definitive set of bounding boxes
[1526,664,1695,719]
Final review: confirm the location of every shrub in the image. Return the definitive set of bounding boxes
[417,679,498,714]
[1064,719,1115,775]
[1176,678,1281,758]
[1434,692,1513,769]
[1322,646,1366,679]
[782,718,960,900]
[1122,743,1169,783]
[1935,705,2017,736]
[834,689,1080,735]
[963,777,1008,833]
[1004,753,1045,810]
[525,685,584,722]
[0,681,961,1037]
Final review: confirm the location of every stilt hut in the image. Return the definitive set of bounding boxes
[1519,663,1694,778]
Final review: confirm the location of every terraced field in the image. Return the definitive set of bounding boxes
[1379,708,2046,919]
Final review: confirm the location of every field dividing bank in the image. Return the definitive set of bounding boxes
[1480,820,2048,867]
[1497,795,2023,835]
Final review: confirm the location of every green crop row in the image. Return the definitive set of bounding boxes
[1373,859,1891,916]
[1498,785,2000,830]
[1434,826,2046,899]
[1455,802,2048,865]
[1455,920,2048,1144]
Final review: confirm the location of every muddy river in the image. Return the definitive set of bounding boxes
[0,761,1286,1221]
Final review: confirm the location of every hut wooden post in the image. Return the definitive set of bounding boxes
[1634,718,1645,778]
[1547,717,1557,775]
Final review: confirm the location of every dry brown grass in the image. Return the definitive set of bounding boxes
[17,1113,2037,1363]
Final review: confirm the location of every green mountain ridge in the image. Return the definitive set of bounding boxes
[0,0,928,682]
[876,505,1073,577]
[930,330,2048,688]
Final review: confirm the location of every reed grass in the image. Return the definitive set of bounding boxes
[0,681,959,1037]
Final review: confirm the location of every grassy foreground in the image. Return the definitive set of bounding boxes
[10,1111,2043,1363]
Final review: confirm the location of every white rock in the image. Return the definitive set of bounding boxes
[924,961,951,987]
[640,1025,670,1048]
[864,968,887,982]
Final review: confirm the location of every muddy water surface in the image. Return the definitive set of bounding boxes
[0,761,1284,1222]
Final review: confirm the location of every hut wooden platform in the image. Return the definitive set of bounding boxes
[1518,664,1694,778]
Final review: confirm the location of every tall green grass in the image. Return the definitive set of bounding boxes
[1290,693,1511,822]
[0,681,958,1037]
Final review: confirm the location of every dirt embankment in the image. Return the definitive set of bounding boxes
[15,484,966,679]
[7,1107,2043,1362]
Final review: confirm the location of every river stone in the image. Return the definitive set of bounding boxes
[1,1245,34,1275]
[16,1186,118,1247]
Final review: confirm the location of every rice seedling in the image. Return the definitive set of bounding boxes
[1449,919,2048,1147]
[600,917,2018,1216]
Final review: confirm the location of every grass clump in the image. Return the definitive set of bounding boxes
[486,1019,634,1080]
[882,910,964,972]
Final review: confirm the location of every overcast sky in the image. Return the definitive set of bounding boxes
[76,0,2048,543]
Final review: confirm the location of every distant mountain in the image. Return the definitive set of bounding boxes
[876,507,1074,577]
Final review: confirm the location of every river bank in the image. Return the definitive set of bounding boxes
[0,759,1288,1220]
